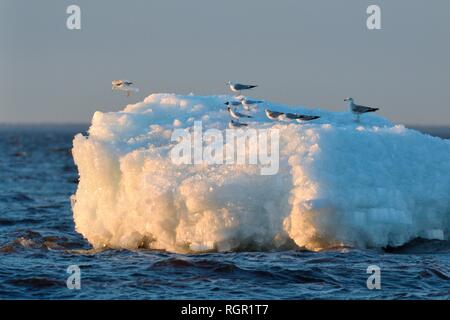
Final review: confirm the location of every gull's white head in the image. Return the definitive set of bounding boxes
[112,80,121,90]
[226,81,233,86]
[344,97,354,103]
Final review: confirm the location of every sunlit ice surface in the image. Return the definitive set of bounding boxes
[71,93,450,253]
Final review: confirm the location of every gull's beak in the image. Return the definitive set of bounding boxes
[344,98,348,101]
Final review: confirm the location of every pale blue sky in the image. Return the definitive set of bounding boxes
[1,0,449,125]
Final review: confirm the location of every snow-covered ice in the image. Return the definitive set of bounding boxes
[71,93,450,253]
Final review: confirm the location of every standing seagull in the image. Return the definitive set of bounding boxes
[227,106,252,120]
[265,109,285,121]
[345,98,379,122]
[226,81,258,95]
[240,98,263,111]
[112,80,139,97]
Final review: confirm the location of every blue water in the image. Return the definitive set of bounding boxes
[0,125,449,300]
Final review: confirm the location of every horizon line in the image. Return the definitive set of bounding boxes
[1,122,450,128]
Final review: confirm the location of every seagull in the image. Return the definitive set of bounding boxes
[265,109,285,121]
[295,115,321,123]
[229,120,249,128]
[240,98,263,111]
[226,81,258,95]
[344,97,379,122]
[112,80,139,97]
[284,113,321,122]
[227,106,252,120]
[224,101,243,107]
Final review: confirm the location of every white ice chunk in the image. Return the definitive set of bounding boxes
[71,93,450,252]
